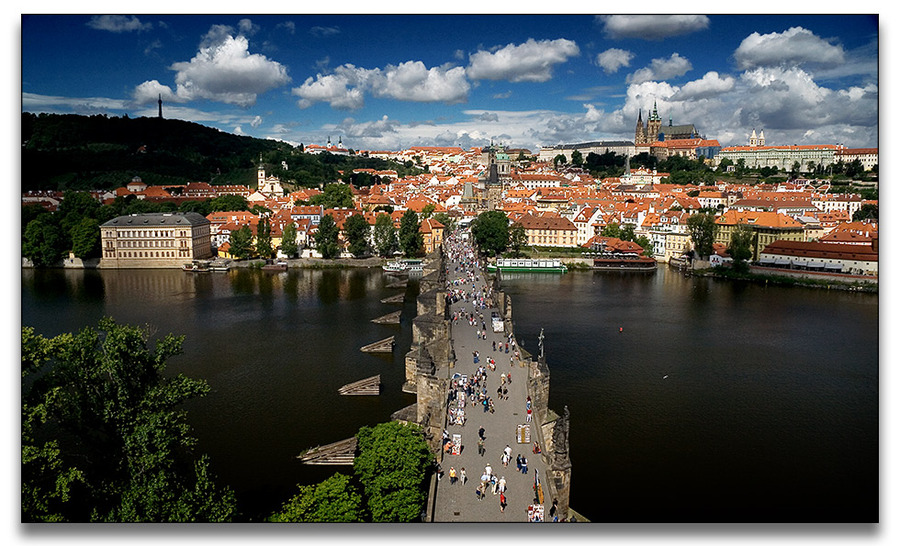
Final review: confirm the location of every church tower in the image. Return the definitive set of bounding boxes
[635,109,645,144]
[647,101,662,142]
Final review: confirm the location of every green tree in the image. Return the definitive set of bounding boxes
[353,421,433,523]
[634,234,653,257]
[209,194,249,212]
[373,213,399,257]
[70,216,100,259]
[853,203,878,222]
[570,149,583,167]
[687,212,719,259]
[315,214,341,259]
[23,216,65,267]
[269,473,365,523]
[553,154,567,168]
[601,221,621,239]
[344,213,371,257]
[727,223,755,272]
[620,223,636,242]
[508,222,528,258]
[398,210,423,258]
[229,224,254,260]
[309,183,354,209]
[432,212,457,233]
[21,318,236,522]
[256,216,273,259]
[420,203,436,218]
[470,210,509,256]
[280,222,299,258]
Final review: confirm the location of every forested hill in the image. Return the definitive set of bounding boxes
[21,113,421,193]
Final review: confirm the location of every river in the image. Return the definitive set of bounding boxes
[20,265,878,522]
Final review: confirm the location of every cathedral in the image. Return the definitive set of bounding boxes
[635,101,700,144]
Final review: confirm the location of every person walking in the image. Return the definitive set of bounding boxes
[498,476,507,494]
[499,491,507,513]
[449,466,457,485]
[521,456,528,474]
[478,426,485,440]
[460,467,467,485]
[478,437,485,456]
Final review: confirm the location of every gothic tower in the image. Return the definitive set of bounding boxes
[647,101,662,142]
[635,109,645,144]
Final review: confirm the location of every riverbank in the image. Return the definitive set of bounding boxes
[691,265,878,293]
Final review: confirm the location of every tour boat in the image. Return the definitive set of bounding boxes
[382,259,424,274]
[486,258,568,273]
[182,260,210,272]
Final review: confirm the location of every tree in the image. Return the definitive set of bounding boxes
[23,216,65,267]
[601,221,621,239]
[228,225,254,260]
[553,154,567,168]
[343,214,371,257]
[398,210,423,257]
[634,234,653,257]
[373,213,399,257]
[620,223,636,242]
[280,222,299,258]
[269,473,364,523]
[315,214,341,259]
[570,149,583,167]
[309,183,354,209]
[508,222,528,258]
[431,212,457,233]
[353,421,433,522]
[256,216,273,259]
[420,203,436,218]
[853,203,878,222]
[686,212,719,259]
[209,194,249,213]
[727,223,755,272]
[22,318,236,522]
[70,216,100,259]
[470,210,509,256]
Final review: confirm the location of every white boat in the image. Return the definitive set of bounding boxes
[487,258,567,273]
[382,259,424,274]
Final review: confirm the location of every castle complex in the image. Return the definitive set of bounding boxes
[635,101,700,145]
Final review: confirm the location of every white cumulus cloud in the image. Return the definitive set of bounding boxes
[466,38,579,82]
[167,34,291,107]
[293,61,469,110]
[627,53,692,84]
[672,71,735,101]
[598,15,709,40]
[86,15,152,33]
[734,26,846,70]
[596,48,634,74]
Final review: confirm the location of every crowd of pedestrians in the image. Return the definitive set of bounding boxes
[434,229,551,521]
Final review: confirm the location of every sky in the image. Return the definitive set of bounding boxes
[20,12,879,154]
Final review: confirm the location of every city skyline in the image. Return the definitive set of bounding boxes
[21,13,879,152]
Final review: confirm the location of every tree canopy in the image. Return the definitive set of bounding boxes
[687,212,719,259]
[373,213,399,257]
[353,421,433,522]
[315,214,341,259]
[343,213,371,257]
[471,210,509,256]
[22,318,236,522]
[398,210,423,257]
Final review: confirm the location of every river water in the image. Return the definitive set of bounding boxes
[20,265,878,522]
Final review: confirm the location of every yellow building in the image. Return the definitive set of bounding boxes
[100,212,212,268]
[420,218,445,254]
[515,213,578,247]
[715,210,805,261]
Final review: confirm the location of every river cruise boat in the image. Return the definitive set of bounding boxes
[383,259,424,274]
[486,258,568,273]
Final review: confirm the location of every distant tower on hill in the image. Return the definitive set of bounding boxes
[158,94,163,119]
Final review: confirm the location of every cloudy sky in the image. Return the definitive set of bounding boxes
[21,13,879,152]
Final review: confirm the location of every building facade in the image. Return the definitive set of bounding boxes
[100,212,212,268]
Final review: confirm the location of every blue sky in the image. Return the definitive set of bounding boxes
[21,12,879,152]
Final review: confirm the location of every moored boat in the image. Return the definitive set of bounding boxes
[487,258,568,273]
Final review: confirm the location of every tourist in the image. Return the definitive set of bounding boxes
[478,426,485,440]
[515,454,522,471]
[499,492,507,513]
[449,466,457,485]
[498,476,506,494]
[478,437,485,456]
[460,467,467,485]
[521,456,528,474]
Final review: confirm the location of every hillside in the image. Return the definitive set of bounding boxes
[20,113,420,193]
